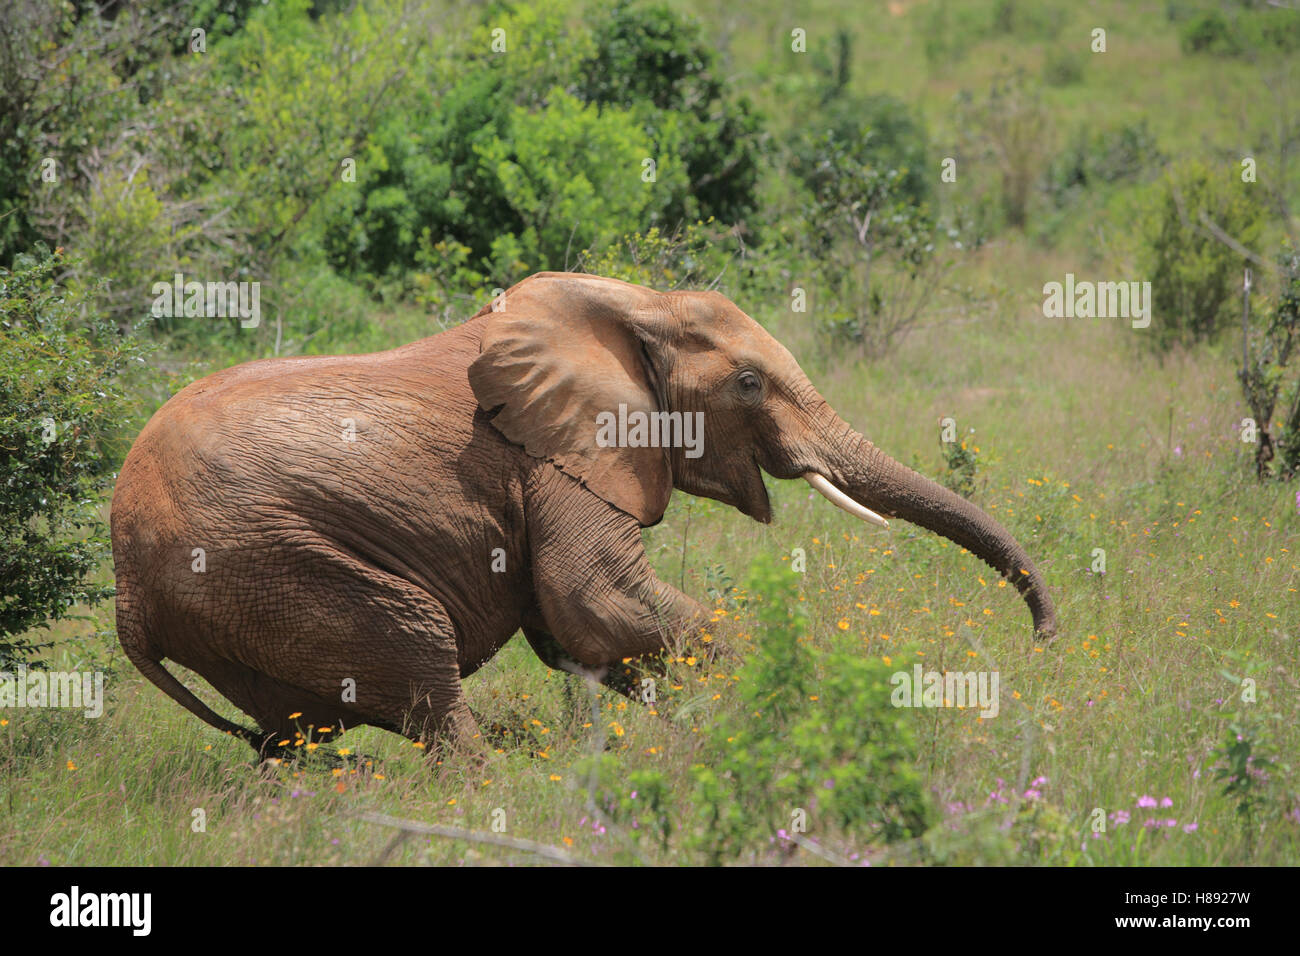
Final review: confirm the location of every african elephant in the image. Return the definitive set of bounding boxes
[111,272,1057,756]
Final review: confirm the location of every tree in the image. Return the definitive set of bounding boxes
[1239,248,1300,480]
[1140,160,1265,352]
[955,72,1052,230]
[578,0,765,231]
[796,126,950,356]
[0,247,150,667]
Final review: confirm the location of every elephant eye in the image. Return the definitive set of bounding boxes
[737,371,762,396]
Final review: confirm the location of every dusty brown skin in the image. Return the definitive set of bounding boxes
[112,272,1058,756]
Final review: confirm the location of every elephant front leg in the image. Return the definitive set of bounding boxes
[523,626,654,700]
[525,470,708,677]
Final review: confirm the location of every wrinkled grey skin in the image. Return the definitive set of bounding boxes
[111,272,1057,757]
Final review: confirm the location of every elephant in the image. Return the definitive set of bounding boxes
[110,271,1058,757]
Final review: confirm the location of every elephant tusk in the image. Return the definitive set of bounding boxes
[803,473,890,529]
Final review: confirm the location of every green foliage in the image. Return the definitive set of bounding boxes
[790,92,933,213]
[794,122,948,355]
[689,557,933,863]
[1139,160,1265,352]
[476,88,668,275]
[1181,9,1239,54]
[1212,719,1273,855]
[0,246,150,667]
[578,0,764,230]
[579,754,676,851]
[185,0,427,261]
[955,71,1053,230]
[702,562,741,611]
[922,0,1065,66]
[941,433,980,496]
[322,64,513,289]
[925,793,1082,866]
[71,167,209,330]
[988,0,1067,39]
[572,222,734,291]
[1237,247,1300,479]
[1180,4,1300,56]
[1048,120,1162,207]
[321,0,761,290]
[920,0,996,66]
[0,1,184,264]
[1041,49,1084,88]
[1210,649,1281,858]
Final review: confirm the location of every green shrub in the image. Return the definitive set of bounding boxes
[0,246,151,667]
[475,88,671,277]
[793,122,950,356]
[954,72,1053,230]
[989,0,1067,39]
[1238,246,1300,479]
[689,557,934,863]
[941,431,980,496]
[1181,10,1240,54]
[1048,120,1162,207]
[0,0,184,265]
[1209,649,1282,859]
[322,0,763,289]
[578,0,764,231]
[572,222,735,292]
[1181,4,1300,56]
[790,92,934,213]
[1139,160,1265,351]
[921,0,994,65]
[1042,50,1084,87]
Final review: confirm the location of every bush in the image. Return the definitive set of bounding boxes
[1048,120,1162,207]
[0,0,185,265]
[1042,50,1085,87]
[690,557,934,863]
[790,92,933,213]
[476,88,672,277]
[1181,5,1300,57]
[1238,246,1300,480]
[578,0,764,231]
[1181,10,1240,54]
[1139,160,1265,351]
[322,0,763,290]
[955,72,1053,230]
[0,246,151,668]
[793,122,950,356]
[571,222,736,292]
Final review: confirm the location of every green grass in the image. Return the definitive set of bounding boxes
[2,0,1298,866]
[5,233,1295,865]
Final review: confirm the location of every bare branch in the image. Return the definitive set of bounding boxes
[357,811,596,866]
[1169,178,1278,273]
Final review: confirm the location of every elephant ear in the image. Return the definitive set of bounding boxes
[468,284,672,526]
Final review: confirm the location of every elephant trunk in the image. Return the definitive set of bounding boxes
[816,426,1058,642]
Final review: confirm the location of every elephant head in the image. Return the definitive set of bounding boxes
[469,272,1057,641]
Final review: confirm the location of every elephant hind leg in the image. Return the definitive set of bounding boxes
[184,657,358,758]
[118,625,263,751]
[219,544,483,758]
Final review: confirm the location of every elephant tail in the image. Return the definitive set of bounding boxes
[123,642,263,748]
